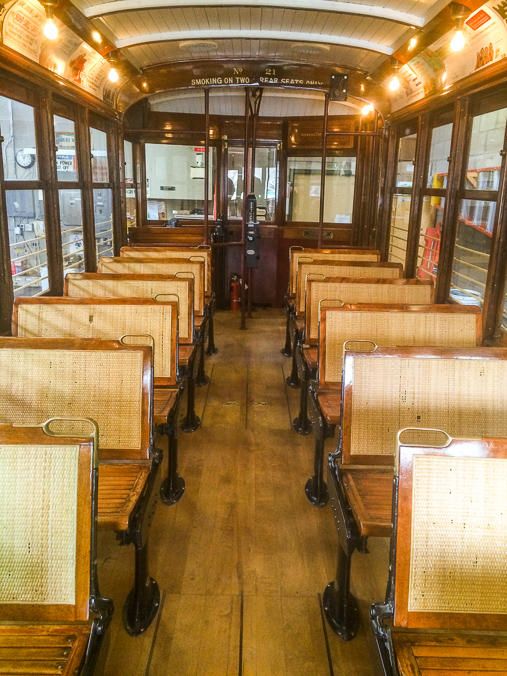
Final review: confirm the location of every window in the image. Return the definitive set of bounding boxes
[227,146,278,220]
[0,96,38,181]
[389,128,417,266]
[54,115,78,182]
[145,143,216,220]
[417,196,444,282]
[286,156,356,223]
[94,188,113,262]
[60,189,84,276]
[124,140,136,229]
[90,127,109,182]
[450,107,507,307]
[427,123,453,189]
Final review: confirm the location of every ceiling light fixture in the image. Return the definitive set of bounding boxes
[389,61,400,92]
[450,2,470,52]
[92,30,102,44]
[408,36,418,50]
[41,0,58,40]
[107,51,120,83]
[361,103,374,116]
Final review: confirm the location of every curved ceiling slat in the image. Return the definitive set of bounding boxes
[84,0,425,27]
[115,29,395,54]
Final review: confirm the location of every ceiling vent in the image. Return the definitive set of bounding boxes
[179,40,218,52]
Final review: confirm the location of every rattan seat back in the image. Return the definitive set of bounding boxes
[97,257,205,314]
[319,304,481,389]
[65,273,194,343]
[341,347,507,465]
[289,248,380,294]
[14,298,178,387]
[0,425,94,623]
[120,246,212,294]
[296,261,403,313]
[393,434,507,631]
[0,338,152,461]
[306,278,434,343]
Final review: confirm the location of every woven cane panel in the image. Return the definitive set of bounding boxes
[0,350,143,449]
[408,455,507,614]
[66,278,191,340]
[308,282,433,341]
[290,252,379,293]
[97,259,202,311]
[297,264,401,312]
[324,311,477,385]
[0,445,78,605]
[122,249,210,291]
[350,358,507,458]
[17,304,174,379]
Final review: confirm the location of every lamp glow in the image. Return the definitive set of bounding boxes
[408,37,417,50]
[450,28,465,51]
[92,30,102,43]
[361,103,374,116]
[389,75,400,91]
[108,67,119,83]
[44,17,58,40]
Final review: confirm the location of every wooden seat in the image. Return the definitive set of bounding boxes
[98,463,151,531]
[14,297,186,507]
[0,423,112,675]
[324,346,507,643]
[128,225,205,246]
[305,304,481,508]
[371,434,507,676]
[0,337,160,637]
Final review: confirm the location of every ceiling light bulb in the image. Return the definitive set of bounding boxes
[361,103,374,116]
[44,17,58,40]
[92,30,102,43]
[389,75,400,91]
[408,37,417,50]
[108,67,119,83]
[442,70,447,83]
[450,28,465,51]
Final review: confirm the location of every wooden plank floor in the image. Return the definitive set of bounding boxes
[98,308,388,676]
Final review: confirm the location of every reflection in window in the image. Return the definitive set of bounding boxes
[59,189,84,276]
[388,194,411,266]
[396,133,417,188]
[54,115,78,181]
[417,196,445,281]
[6,191,47,296]
[124,140,133,181]
[145,144,216,220]
[427,123,453,189]
[94,188,113,263]
[90,128,109,182]
[286,157,356,223]
[466,108,507,192]
[450,200,494,307]
[0,97,38,180]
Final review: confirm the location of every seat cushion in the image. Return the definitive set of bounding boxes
[340,466,394,537]
[317,390,341,425]
[98,462,151,531]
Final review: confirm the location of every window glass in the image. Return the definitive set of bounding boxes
[388,194,411,265]
[427,123,453,189]
[450,200,494,307]
[417,195,445,281]
[124,140,133,181]
[227,147,244,219]
[94,188,113,263]
[466,108,507,191]
[0,97,38,180]
[126,188,136,230]
[59,189,84,276]
[90,127,109,182]
[54,115,77,181]
[145,144,216,220]
[253,147,277,221]
[396,133,417,188]
[6,190,47,296]
[286,156,356,223]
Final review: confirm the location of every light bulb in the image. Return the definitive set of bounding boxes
[408,37,417,50]
[389,75,400,91]
[92,30,102,44]
[442,70,447,83]
[361,103,374,116]
[44,18,58,40]
[108,67,119,83]
[450,28,465,51]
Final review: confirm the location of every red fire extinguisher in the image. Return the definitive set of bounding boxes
[229,274,241,311]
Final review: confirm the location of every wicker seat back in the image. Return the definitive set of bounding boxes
[97,257,205,314]
[65,273,194,343]
[0,338,152,461]
[14,298,178,387]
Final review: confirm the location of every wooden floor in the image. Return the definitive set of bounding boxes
[98,308,389,676]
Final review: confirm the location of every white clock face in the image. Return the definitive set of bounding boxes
[15,150,35,168]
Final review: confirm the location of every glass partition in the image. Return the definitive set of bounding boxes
[145,143,216,220]
[0,96,38,181]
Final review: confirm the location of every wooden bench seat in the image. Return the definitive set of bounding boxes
[98,463,151,531]
[0,338,160,637]
[0,424,113,675]
[14,297,186,507]
[371,434,507,675]
[324,347,507,643]
[305,304,481,508]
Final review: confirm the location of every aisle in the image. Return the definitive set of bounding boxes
[99,309,387,676]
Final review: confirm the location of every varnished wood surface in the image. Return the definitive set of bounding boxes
[341,467,394,537]
[96,309,389,676]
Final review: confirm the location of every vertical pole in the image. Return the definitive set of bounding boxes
[318,92,329,249]
[240,88,249,330]
[204,88,210,245]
